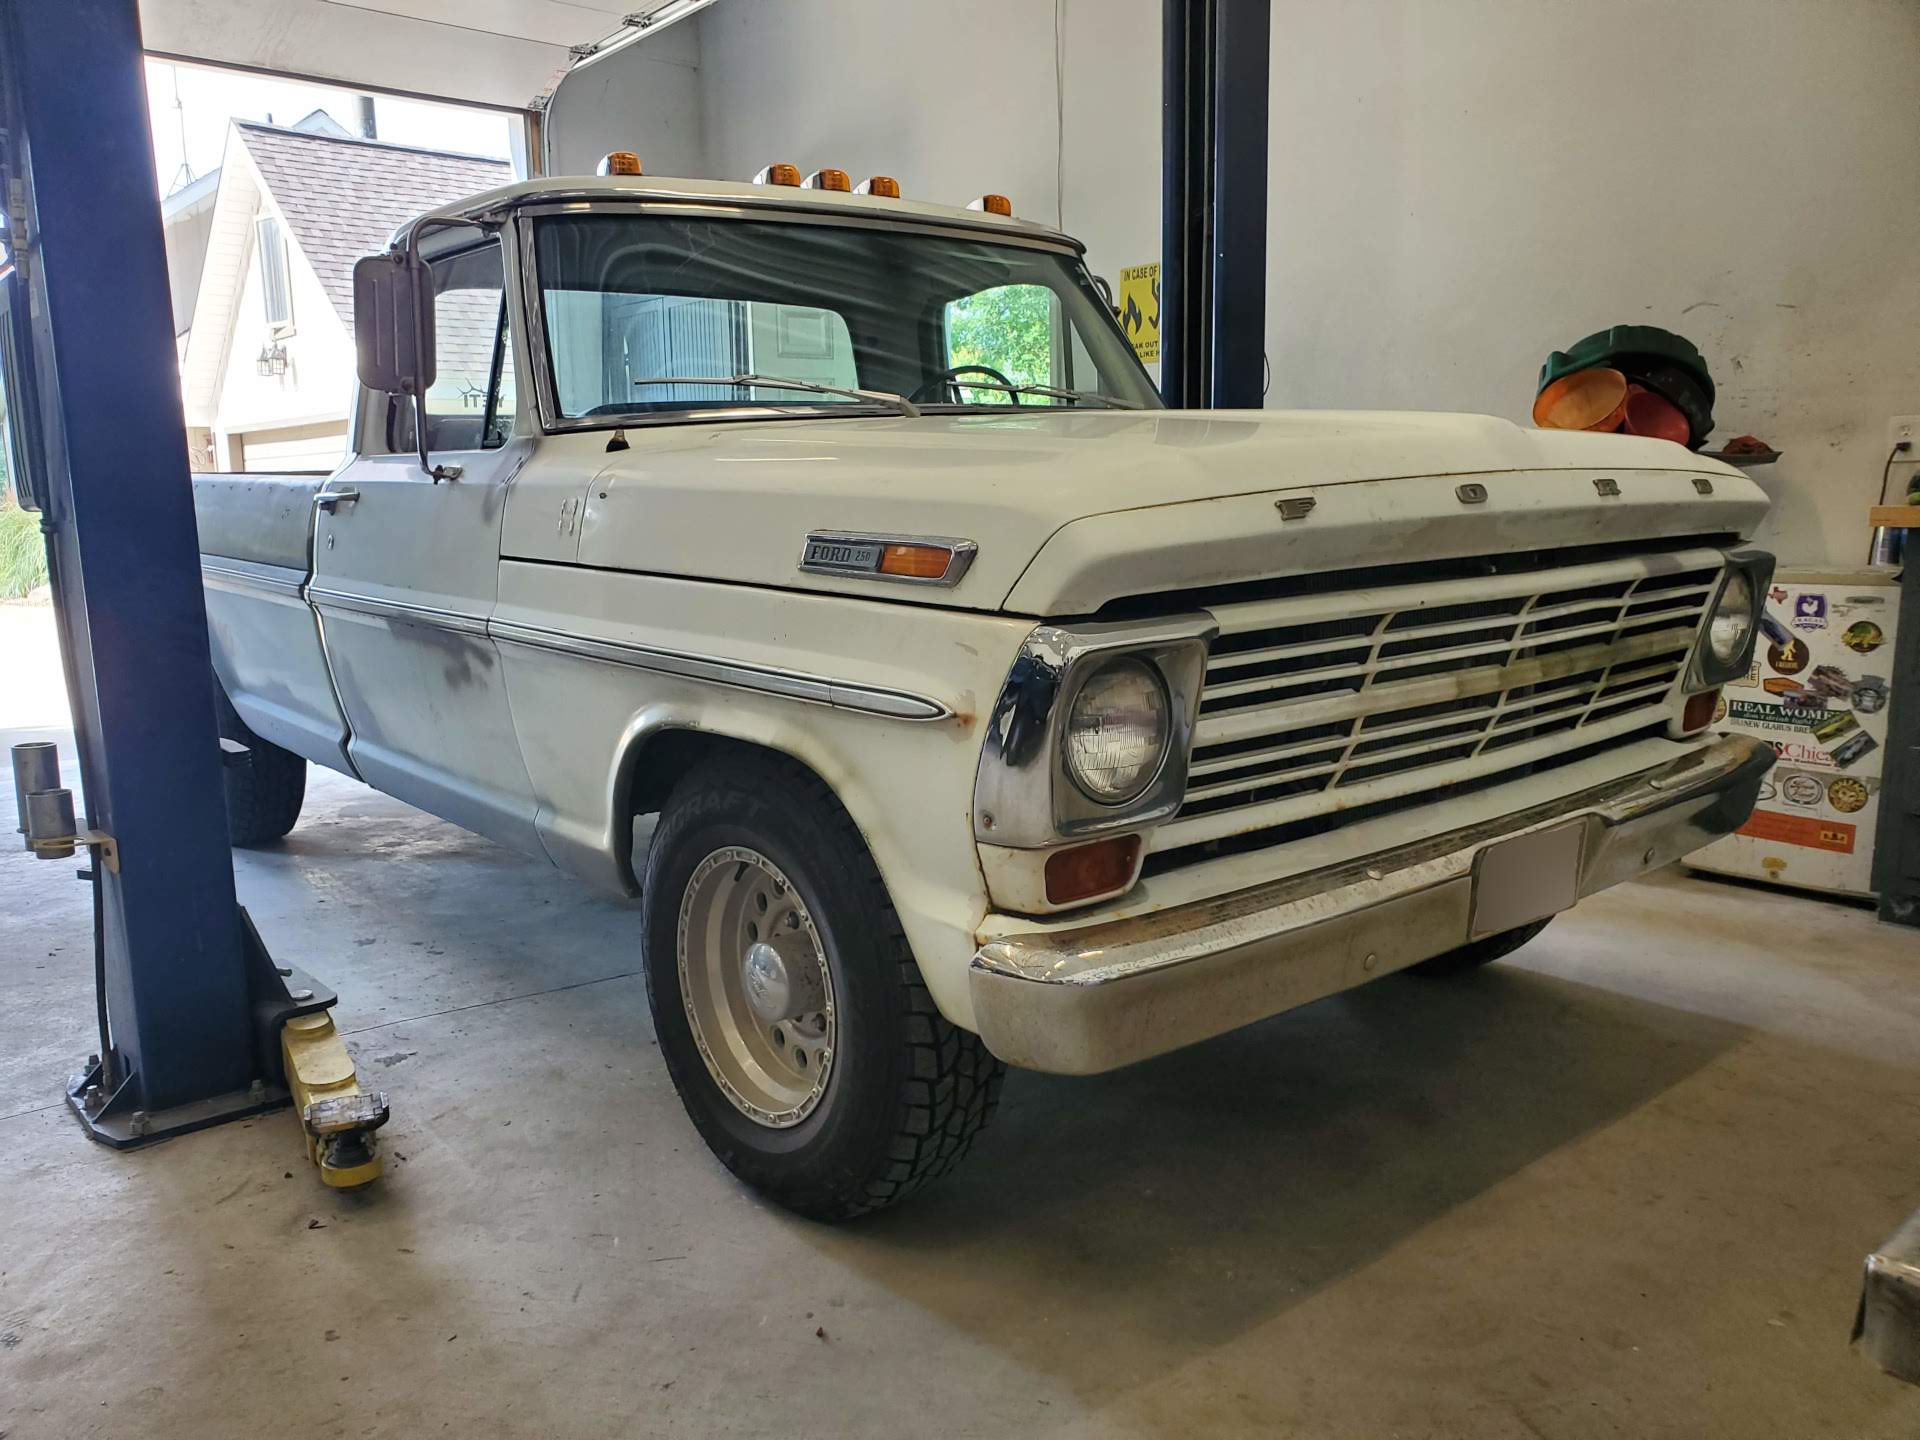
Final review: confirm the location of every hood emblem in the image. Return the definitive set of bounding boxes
[800,531,978,587]
[1593,477,1621,497]
[1455,483,1488,505]
[1273,496,1316,521]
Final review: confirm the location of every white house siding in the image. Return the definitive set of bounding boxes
[210,203,357,471]
[179,121,512,474]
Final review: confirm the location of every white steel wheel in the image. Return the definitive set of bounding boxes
[676,846,837,1128]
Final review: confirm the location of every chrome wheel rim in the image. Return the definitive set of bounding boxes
[676,846,836,1128]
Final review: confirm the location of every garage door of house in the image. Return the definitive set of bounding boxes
[237,420,348,473]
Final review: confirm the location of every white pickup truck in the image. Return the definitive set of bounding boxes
[195,164,1775,1219]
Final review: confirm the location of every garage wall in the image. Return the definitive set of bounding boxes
[693,0,1161,290]
[1264,0,1920,565]
[544,18,711,178]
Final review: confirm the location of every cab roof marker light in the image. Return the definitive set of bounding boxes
[597,151,643,176]
[803,168,851,192]
[855,176,901,198]
[754,163,802,187]
[968,193,1014,216]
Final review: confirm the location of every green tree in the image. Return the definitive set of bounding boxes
[945,284,1056,400]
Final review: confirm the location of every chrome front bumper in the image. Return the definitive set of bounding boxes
[969,733,1774,1075]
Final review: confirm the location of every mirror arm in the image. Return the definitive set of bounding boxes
[399,217,464,483]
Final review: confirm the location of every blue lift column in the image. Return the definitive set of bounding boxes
[0,0,309,1142]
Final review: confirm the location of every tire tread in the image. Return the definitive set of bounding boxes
[648,752,1003,1220]
[214,685,306,846]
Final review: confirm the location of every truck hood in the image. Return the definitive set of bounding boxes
[568,409,1768,615]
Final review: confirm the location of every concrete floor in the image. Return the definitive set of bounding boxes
[3,601,1920,1438]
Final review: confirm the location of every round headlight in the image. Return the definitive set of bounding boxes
[1064,657,1170,804]
[1708,570,1755,666]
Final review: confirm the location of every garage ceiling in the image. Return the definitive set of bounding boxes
[139,0,675,110]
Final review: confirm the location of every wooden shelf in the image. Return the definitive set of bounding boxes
[1870,505,1920,527]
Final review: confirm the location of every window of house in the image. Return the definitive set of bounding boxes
[396,240,513,453]
[256,216,292,330]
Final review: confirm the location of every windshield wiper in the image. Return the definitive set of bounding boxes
[936,378,1141,410]
[632,373,920,418]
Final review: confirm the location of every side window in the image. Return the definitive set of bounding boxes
[417,242,512,452]
[943,283,1059,399]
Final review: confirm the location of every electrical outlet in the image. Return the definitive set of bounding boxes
[1891,416,1920,449]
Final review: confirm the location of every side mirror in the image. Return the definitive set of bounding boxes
[1091,274,1119,319]
[352,251,435,396]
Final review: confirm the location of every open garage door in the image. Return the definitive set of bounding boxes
[139,0,590,110]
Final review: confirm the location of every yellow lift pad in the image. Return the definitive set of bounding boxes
[281,1010,388,1189]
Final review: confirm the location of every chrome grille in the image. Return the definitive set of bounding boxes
[1151,549,1724,856]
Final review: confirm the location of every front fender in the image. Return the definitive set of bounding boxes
[493,561,1034,1029]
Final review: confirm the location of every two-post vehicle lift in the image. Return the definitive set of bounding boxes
[0,0,385,1188]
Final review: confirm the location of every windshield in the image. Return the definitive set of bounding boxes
[531,213,1161,422]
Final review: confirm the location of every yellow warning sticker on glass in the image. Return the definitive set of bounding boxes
[1118,262,1160,365]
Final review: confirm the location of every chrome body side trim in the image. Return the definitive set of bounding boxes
[968,733,1773,1074]
[306,586,491,637]
[490,618,951,723]
[973,615,1217,848]
[200,556,307,599]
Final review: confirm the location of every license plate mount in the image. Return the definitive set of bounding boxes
[1470,819,1587,940]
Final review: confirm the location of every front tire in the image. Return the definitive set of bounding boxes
[641,752,1003,1221]
[213,682,306,846]
[1410,916,1553,977]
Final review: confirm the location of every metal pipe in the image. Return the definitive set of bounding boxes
[11,740,59,843]
[24,785,76,858]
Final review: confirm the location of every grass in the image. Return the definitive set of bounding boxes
[0,493,49,599]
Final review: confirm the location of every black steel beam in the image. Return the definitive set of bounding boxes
[1161,0,1270,409]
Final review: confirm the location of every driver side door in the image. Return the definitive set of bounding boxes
[309,237,544,855]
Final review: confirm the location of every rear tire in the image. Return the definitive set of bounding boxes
[1410,917,1553,977]
[641,751,1003,1221]
[213,682,306,846]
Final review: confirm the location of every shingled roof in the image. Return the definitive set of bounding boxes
[234,122,512,326]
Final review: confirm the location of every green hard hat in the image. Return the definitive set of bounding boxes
[1537,325,1714,406]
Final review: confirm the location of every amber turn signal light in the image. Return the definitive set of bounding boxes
[803,167,851,192]
[967,193,1014,216]
[856,175,901,198]
[878,544,952,581]
[597,150,643,176]
[754,163,802,186]
[1045,835,1142,906]
[1682,688,1722,732]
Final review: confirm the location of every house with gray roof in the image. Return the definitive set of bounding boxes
[176,117,510,473]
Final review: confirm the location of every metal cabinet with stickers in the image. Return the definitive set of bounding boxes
[1689,567,1901,900]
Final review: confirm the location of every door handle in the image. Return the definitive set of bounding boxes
[314,487,360,513]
